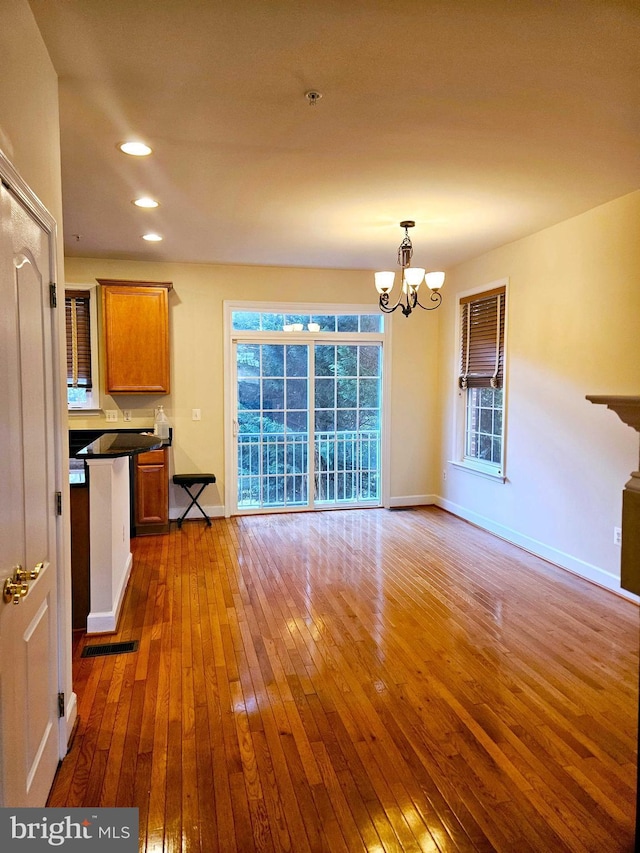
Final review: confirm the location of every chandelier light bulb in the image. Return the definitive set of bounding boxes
[403,267,425,287]
[374,271,395,294]
[425,271,445,290]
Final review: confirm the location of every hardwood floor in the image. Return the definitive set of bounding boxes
[49,507,638,852]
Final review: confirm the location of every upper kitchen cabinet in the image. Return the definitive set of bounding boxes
[99,279,172,394]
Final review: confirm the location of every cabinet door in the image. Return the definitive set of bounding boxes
[101,281,171,393]
[135,449,169,531]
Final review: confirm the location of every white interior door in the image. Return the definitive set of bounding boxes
[0,182,61,806]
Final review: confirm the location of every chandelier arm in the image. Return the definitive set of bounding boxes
[414,289,443,311]
[378,292,416,317]
[378,292,404,314]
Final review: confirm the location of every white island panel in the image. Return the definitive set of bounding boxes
[85,456,132,633]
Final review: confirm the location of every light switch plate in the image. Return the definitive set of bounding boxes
[105,410,118,422]
[192,408,201,421]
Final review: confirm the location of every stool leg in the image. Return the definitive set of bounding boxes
[190,483,212,526]
[177,483,211,527]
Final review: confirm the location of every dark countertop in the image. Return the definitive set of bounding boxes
[69,426,172,453]
[76,432,163,459]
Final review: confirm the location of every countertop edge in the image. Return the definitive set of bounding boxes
[75,433,164,459]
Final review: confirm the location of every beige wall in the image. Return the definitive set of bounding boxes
[64,258,441,510]
[0,0,63,231]
[0,0,75,734]
[437,191,640,597]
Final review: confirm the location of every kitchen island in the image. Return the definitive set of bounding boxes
[76,432,163,633]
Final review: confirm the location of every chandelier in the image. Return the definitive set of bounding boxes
[375,221,445,316]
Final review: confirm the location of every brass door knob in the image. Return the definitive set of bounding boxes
[3,576,29,605]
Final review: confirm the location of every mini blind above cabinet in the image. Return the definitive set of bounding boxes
[99,279,172,394]
[65,290,92,391]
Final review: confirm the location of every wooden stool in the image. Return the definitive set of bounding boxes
[172,474,216,528]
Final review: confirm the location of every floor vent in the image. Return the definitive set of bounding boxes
[81,640,139,658]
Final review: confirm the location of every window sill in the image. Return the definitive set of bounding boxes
[449,460,506,483]
[68,408,103,417]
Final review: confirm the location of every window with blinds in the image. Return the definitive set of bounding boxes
[66,290,93,389]
[459,286,506,390]
[457,284,507,475]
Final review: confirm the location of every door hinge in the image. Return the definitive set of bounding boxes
[49,282,57,308]
[55,491,62,515]
[58,692,65,718]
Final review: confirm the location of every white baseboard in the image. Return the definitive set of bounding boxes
[86,611,118,634]
[436,496,639,603]
[86,552,133,634]
[389,494,437,508]
[169,502,225,523]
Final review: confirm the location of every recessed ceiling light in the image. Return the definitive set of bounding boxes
[119,141,152,156]
[133,197,159,208]
[142,233,162,242]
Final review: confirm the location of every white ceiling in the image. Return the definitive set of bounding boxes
[29,0,640,272]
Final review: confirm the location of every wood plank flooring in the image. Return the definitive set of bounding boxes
[48,507,639,852]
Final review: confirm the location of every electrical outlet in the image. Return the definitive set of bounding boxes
[123,410,132,422]
[105,410,118,422]
[443,470,447,480]
[613,526,622,546]
[192,408,201,421]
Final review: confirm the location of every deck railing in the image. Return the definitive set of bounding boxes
[237,429,380,507]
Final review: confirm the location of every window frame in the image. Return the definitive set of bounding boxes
[451,279,508,481]
[65,284,101,414]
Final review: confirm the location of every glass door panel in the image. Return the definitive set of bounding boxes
[314,344,381,507]
[236,343,309,510]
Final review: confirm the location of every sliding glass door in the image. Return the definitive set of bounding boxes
[231,312,384,514]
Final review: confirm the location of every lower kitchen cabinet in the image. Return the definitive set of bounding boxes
[134,447,169,534]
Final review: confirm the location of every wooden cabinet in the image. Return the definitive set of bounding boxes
[134,447,169,534]
[70,483,90,630]
[99,279,172,394]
